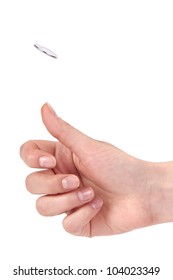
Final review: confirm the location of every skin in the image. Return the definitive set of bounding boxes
[20,103,173,237]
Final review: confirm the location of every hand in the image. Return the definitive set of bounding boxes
[20,103,172,237]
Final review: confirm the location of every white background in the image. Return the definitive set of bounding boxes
[1,0,173,279]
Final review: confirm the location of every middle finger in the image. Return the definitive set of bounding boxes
[26,170,80,194]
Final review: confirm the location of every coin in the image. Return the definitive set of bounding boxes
[34,44,57,59]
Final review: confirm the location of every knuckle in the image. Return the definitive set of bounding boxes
[25,174,32,193]
[62,218,73,233]
[19,140,31,158]
[20,140,36,167]
[63,218,81,235]
[36,197,47,216]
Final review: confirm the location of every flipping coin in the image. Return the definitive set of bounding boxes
[34,44,58,59]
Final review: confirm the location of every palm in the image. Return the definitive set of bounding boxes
[53,141,152,237]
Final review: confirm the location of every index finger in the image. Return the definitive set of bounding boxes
[20,140,56,168]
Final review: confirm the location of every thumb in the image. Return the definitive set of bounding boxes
[41,103,94,156]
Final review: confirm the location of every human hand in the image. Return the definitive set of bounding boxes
[20,103,173,237]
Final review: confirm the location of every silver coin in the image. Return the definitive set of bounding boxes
[34,44,57,59]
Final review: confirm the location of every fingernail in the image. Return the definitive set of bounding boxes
[78,187,93,202]
[90,198,103,209]
[62,176,79,190]
[39,156,56,168]
[46,102,57,116]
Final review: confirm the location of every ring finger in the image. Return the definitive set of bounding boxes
[36,186,95,216]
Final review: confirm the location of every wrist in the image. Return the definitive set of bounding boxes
[148,161,173,225]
